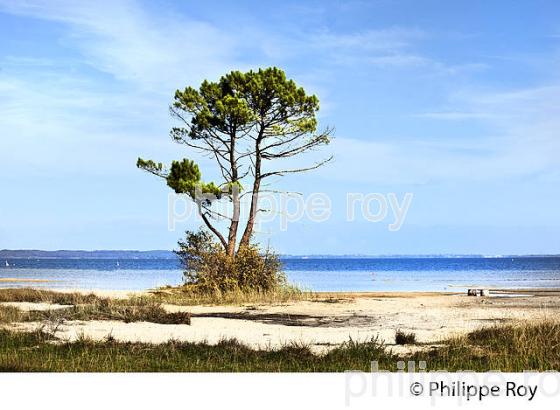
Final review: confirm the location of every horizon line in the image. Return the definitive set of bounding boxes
[1,249,560,258]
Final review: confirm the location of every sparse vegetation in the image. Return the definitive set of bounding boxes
[2,288,559,371]
[419,320,560,371]
[152,284,310,306]
[0,288,99,305]
[0,305,24,324]
[29,302,190,325]
[0,286,311,308]
[1,321,559,371]
[0,289,190,325]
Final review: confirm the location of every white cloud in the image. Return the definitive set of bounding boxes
[282,27,487,73]
[414,111,496,120]
[0,0,242,92]
[321,132,556,185]
[0,0,251,180]
[310,27,425,51]
[292,83,560,187]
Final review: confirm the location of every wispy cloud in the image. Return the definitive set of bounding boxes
[310,27,425,51]
[294,27,488,74]
[290,27,434,69]
[0,0,242,92]
[320,130,557,185]
[0,71,165,176]
[423,85,560,128]
[0,0,250,179]
[403,84,560,183]
[414,111,496,120]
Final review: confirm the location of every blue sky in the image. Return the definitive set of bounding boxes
[1,0,559,254]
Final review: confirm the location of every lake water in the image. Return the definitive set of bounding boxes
[1,257,560,292]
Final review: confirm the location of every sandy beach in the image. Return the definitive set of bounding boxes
[4,289,560,354]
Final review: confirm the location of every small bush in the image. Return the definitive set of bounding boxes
[395,329,416,345]
[175,229,286,295]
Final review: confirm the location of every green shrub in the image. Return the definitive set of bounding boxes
[175,229,286,295]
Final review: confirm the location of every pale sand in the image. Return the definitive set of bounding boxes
[6,291,560,353]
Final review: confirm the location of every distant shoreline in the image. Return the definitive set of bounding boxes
[2,250,560,259]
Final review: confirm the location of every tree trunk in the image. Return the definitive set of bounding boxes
[239,159,260,249]
[226,131,239,257]
[240,123,265,250]
[227,185,240,257]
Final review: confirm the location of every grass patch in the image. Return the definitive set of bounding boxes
[0,330,393,372]
[0,304,190,326]
[0,305,25,324]
[0,288,99,305]
[150,284,312,306]
[408,321,560,371]
[0,286,313,307]
[0,289,190,325]
[28,301,191,325]
[395,329,416,345]
[1,321,559,372]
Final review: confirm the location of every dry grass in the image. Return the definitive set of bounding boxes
[30,301,191,324]
[0,288,99,305]
[395,329,417,345]
[0,305,25,323]
[150,284,314,305]
[0,285,316,307]
[0,288,190,325]
[410,320,560,371]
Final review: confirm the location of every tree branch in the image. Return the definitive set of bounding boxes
[198,204,228,250]
[260,155,333,179]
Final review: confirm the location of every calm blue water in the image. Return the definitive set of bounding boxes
[1,257,560,292]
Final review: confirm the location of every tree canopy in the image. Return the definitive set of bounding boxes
[138,67,332,257]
